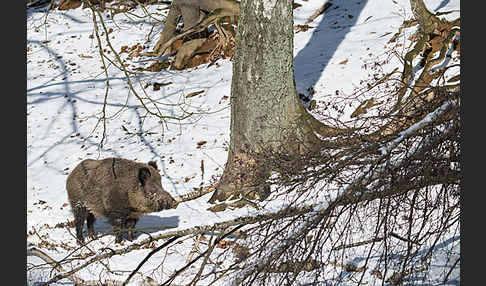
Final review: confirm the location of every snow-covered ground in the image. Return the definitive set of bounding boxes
[27,0,460,285]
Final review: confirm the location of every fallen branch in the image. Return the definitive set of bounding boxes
[173,184,217,205]
[231,101,458,285]
[186,234,203,264]
[27,247,68,279]
[389,232,421,245]
[334,237,384,250]
[28,247,129,286]
[160,224,244,286]
[151,8,239,57]
[35,202,319,286]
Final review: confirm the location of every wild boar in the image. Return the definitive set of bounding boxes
[66,158,177,244]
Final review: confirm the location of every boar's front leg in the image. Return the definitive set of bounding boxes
[125,218,138,241]
[109,216,129,243]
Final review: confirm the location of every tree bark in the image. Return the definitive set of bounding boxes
[409,0,442,35]
[209,0,330,203]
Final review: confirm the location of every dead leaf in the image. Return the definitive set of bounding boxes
[170,39,184,54]
[186,54,210,69]
[120,45,129,53]
[294,24,314,33]
[57,0,82,11]
[216,240,234,249]
[152,82,172,91]
[196,141,207,148]
[129,49,140,58]
[371,269,383,279]
[351,97,381,118]
[430,35,445,54]
[149,61,170,72]
[219,95,229,104]
[186,90,205,98]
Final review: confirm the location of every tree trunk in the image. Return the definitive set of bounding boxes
[209,0,326,203]
[409,0,442,35]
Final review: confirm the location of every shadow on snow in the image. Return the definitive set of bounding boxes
[294,0,368,97]
[90,215,180,242]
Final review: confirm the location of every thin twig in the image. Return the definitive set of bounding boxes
[160,225,244,286]
[122,235,181,286]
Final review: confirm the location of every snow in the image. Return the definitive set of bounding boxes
[27,0,460,285]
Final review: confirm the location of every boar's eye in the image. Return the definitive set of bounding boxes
[138,167,151,186]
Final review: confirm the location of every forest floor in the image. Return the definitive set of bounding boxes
[27,0,460,285]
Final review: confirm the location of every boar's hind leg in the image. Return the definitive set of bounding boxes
[86,212,96,240]
[125,218,138,241]
[72,203,88,244]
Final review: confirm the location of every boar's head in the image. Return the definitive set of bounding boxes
[132,164,177,213]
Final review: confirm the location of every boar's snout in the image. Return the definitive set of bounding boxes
[157,192,177,211]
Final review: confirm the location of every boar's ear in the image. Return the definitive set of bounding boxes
[138,167,151,186]
[148,160,158,170]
